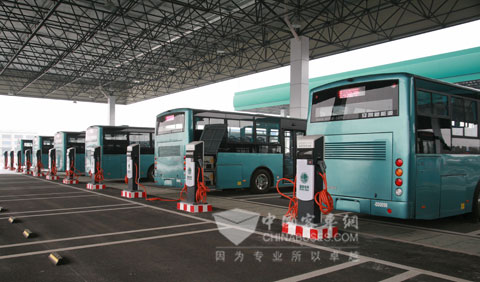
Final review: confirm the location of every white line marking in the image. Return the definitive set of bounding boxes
[0,191,86,198]
[0,186,64,191]
[275,260,365,282]
[0,194,99,202]
[0,203,136,216]
[0,227,223,260]
[466,229,480,235]
[26,175,472,281]
[0,206,145,219]
[379,270,421,282]
[354,230,480,257]
[0,222,210,249]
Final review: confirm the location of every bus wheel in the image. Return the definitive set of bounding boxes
[473,185,480,223]
[147,165,155,182]
[250,169,271,194]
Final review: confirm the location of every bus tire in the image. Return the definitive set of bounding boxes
[147,165,155,182]
[472,184,480,223]
[250,169,271,194]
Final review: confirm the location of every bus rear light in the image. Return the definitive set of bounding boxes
[395,168,403,176]
[395,178,403,186]
[421,205,426,209]
[395,188,403,196]
[387,209,392,214]
[395,158,403,167]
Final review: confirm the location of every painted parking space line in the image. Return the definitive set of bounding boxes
[0,191,86,199]
[0,227,224,260]
[0,205,146,219]
[0,185,65,191]
[0,203,136,216]
[466,229,480,236]
[27,175,473,282]
[0,221,211,249]
[0,194,99,202]
[275,260,365,282]
[379,270,420,282]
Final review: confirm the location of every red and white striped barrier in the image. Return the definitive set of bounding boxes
[177,202,212,213]
[282,222,338,240]
[86,183,106,190]
[121,190,146,199]
[46,175,59,180]
[62,179,79,184]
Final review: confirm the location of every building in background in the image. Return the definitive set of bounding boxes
[0,131,37,154]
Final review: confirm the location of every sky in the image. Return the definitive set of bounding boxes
[1,20,480,136]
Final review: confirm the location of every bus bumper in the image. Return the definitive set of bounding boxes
[333,196,414,219]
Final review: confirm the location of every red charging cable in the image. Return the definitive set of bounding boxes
[276,177,298,221]
[132,163,187,202]
[195,167,210,203]
[314,172,334,215]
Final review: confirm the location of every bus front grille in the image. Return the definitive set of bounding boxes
[325,141,386,160]
[158,145,181,157]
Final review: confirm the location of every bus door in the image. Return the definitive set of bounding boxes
[282,130,305,179]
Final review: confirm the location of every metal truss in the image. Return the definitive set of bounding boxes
[0,0,479,104]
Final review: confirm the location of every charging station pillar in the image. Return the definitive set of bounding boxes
[9,151,15,171]
[33,150,43,176]
[16,151,22,172]
[177,141,212,213]
[281,135,337,240]
[63,148,78,184]
[24,149,32,175]
[3,151,7,170]
[46,148,59,180]
[121,144,145,198]
[87,146,105,190]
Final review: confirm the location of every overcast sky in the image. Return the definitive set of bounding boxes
[1,20,480,136]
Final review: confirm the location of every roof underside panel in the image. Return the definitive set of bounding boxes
[0,0,479,104]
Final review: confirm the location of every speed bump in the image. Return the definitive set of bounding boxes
[0,206,5,212]
[8,216,16,223]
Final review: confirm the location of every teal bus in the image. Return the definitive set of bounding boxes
[54,131,85,172]
[85,126,155,180]
[32,136,54,170]
[15,139,32,169]
[307,73,480,220]
[154,108,306,193]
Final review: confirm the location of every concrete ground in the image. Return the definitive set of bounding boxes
[0,171,479,281]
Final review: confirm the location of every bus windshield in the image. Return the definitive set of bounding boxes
[311,80,399,122]
[54,133,63,146]
[86,127,99,143]
[156,113,185,135]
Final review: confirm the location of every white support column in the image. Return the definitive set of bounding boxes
[289,36,309,119]
[108,96,116,126]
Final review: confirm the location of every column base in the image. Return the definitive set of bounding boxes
[281,222,338,240]
[177,202,212,213]
[121,190,146,199]
[87,183,106,190]
[62,179,79,184]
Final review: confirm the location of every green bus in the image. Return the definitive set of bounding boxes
[307,73,480,220]
[54,131,85,172]
[32,136,54,170]
[85,126,155,180]
[154,108,306,193]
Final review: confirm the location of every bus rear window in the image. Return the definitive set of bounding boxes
[54,133,63,146]
[311,80,399,122]
[157,113,185,135]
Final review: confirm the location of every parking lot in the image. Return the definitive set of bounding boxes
[0,172,479,281]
